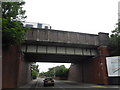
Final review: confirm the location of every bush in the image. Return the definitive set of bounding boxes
[32,70,38,79]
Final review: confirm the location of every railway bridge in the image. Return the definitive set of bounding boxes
[3,28,110,88]
[22,28,108,62]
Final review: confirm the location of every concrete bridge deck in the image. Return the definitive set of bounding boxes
[22,28,109,62]
[24,28,109,47]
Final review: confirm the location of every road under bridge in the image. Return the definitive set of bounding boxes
[3,28,110,88]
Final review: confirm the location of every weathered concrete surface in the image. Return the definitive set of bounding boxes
[98,32,109,46]
[25,28,106,46]
[23,29,109,63]
[2,46,31,88]
[22,45,97,56]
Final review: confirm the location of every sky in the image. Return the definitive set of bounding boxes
[36,62,71,73]
[23,0,119,72]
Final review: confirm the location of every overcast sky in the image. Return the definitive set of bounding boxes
[36,62,71,73]
[23,0,119,72]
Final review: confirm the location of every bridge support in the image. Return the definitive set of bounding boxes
[68,63,83,82]
[2,45,31,88]
[68,46,109,84]
[17,50,32,87]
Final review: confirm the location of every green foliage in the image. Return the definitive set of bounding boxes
[39,72,45,78]
[2,2,27,47]
[2,2,26,21]
[44,67,54,77]
[31,63,39,72]
[108,22,120,55]
[55,65,68,77]
[43,65,68,77]
[31,63,39,79]
[32,70,38,79]
[2,18,27,46]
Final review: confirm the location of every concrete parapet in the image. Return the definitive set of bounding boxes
[98,32,109,46]
[25,28,100,46]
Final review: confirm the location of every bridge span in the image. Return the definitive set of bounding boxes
[21,28,109,62]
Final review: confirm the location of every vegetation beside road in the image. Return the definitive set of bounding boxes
[108,21,120,56]
[39,65,69,79]
[31,63,39,79]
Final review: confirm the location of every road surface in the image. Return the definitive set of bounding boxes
[19,77,120,89]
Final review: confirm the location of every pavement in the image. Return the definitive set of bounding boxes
[19,77,120,89]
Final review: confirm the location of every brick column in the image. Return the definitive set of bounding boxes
[98,46,109,84]
[97,32,110,84]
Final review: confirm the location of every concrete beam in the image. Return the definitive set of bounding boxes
[57,47,66,54]
[21,45,97,56]
[38,46,46,53]
[25,29,101,46]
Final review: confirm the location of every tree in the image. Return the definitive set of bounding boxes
[108,22,120,55]
[2,2,26,21]
[32,70,38,79]
[43,65,68,78]
[44,67,54,77]
[39,72,45,78]
[2,2,27,47]
[31,63,39,79]
[55,65,68,77]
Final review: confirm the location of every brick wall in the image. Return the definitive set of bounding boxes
[83,56,108,84]
[2,45,31,88]
[68,46,109,84]
[68,62,83,82]
[17,52,32,87]
[2,46,18,88]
